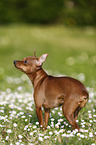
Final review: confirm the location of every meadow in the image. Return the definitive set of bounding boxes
[0,25,96,144]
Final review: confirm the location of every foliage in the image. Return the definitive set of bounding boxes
[0,0,96,26]
[0,0,64,24]
[62,0,96,26]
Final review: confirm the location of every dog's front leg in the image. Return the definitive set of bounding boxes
[43,108,50,130]
[36,107,43,127]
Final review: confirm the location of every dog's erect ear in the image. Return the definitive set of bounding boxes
[33,50,36,57]
[36,54,48,66]
[38,54,48,63]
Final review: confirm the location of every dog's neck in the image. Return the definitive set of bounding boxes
[27,68,48,88]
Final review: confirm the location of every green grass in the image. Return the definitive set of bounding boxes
[0,25,96,144]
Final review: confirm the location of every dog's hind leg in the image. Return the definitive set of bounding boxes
[62,98,80,130]
[74,107,81,121]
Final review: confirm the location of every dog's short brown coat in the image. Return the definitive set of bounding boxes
[14,52,89,130]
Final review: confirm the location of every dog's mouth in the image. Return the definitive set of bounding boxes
[14,60,23,71]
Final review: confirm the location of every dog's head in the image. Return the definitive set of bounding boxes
[14,51,48,74]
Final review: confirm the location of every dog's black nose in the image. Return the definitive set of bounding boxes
[14,60,17,65]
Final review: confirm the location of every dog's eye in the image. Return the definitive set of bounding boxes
[24,60,27,63]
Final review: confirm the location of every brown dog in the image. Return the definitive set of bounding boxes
[14,52,89,130]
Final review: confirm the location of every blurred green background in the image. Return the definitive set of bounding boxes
[0,0,96,90]
[0,0,96,26]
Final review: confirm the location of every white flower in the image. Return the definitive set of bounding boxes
[84,130,88,133]
[69,133,74,137]
[44,136,49,139]
[54,130,59,135]
[72,129,78,134]
[18,135,23,139]
[16,142,20,145]
[6,88,11,93]
[30,132,33,136]
[67,130,71,133]
[59,129,65,133]
[17,86,22,91]
[33,125,37,129]
[13,123,17,127]
[88,110,91,113]
[20,112,24,115]
[19,139,22,142]
[25,119,28,122]
[89,132,93,138]
[6,136,9,140]
[9,104,14,109]
[40,125,43,128]
[6,129,12,133]
[51,121,54,127]
[76,120,79,122]
[81,119,84,122]
[52,110,55,114]
[58,112,62,117]
[36,122,39,125]
[38,136,43,141]
[90,120,93,123]
[82,125,85,128]
[51,118,55,121]
[80,129,84,132]
[0,124,2,127]
[93,109,95,112]
[49,132,53,135]
[24,125,28,130]
[77,133,80,137]
[62,133,67,137]
[12,111,16,114]
[55,124,59,128]
[47,126,50,129]
[0,110,4,113]
[61,125,64,128]
[58,118,63,122]
[54,107,58,110]
[38,133,44,137]
[89,115,92,118]
[22,116,25,118]
[33,130,37,133]
[80,134,85,138]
